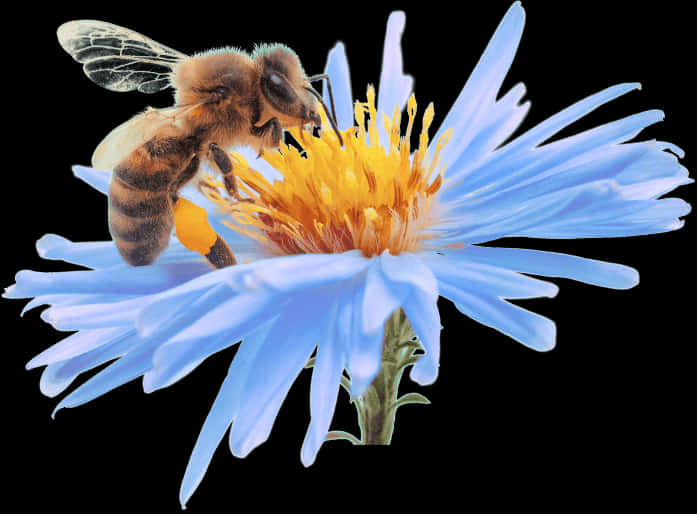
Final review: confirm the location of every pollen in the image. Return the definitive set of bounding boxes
[200,87,452,257]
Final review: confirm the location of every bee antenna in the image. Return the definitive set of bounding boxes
[306,74,344,147]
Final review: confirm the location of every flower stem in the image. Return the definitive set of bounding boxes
[353,309,426,445]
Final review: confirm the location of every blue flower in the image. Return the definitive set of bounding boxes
[4,2,690,508]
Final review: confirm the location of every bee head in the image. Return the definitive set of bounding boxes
[254,45,321,127]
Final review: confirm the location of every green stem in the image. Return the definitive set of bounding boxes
[353,309,424,445]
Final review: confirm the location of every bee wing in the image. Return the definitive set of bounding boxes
[57,20,188,94]
[92,102,203,170]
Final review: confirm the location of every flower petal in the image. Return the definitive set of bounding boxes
[6,263,209,298]
[323,42,354,132]
[440,282,556,351]
[377,11,413,146]
[38,329,139,397]
[227,291,336,457]
[179,322,272,508]
[344,276,384,398]
[435,246,639,290]
[143,289,286,392]
[402,287,441,385]
[434,2,526,169]
[442,82,643,199]
[51,331,154,416]
[27,326,130,369]
[378,252,440,384]
[40,294,154,331]
[73,165,109,195]
[361,258,406,334]
[379,252,438,301]
[421,252,559,299]
[300,301,344,466]
[238,250,369,293]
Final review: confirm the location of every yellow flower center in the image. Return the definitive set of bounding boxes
[201,87,452,257]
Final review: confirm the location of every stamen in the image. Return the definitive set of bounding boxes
[202,89,449,257]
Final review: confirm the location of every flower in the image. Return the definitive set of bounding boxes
[4,2,690,508]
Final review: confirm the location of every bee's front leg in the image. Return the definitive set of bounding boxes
[208,142,253,202]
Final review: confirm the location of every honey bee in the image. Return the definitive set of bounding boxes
[57,20,342,269]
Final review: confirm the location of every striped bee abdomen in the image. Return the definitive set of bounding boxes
[108,177,174,266]
[108,136,199,266]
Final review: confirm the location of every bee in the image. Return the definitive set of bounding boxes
[57,20,342,269]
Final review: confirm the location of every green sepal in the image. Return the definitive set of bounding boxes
[325,430,363,445]
[394,392,431,410]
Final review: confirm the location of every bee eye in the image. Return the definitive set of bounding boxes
[215,86,229,98]
[269,73,283,86]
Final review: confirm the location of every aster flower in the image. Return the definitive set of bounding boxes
[4,2,690,508]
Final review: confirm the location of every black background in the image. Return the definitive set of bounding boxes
[2,0,693,510]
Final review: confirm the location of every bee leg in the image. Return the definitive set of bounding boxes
[170,154,237,269]
[250,117,282,157]
[169,154,201,201]
[172,197,237,268]
[208,142,253,203]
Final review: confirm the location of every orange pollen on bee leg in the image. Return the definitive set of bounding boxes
[198,88,452,257]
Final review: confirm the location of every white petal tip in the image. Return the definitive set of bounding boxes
[536,341,556,352]
[2,285,15,299]
[387,10,406,24]
[300,448,317,468]
[409,362,439,386]
[142,378,155,394]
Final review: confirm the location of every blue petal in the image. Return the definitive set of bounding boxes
[7,263,209,298]
[442,107,664,211]
[379,252,438,301]
[73,165,109,195]
[323,42,354,132]
[444,139,684,226]
[40,294,155,331]
[421,252,559,299]
[143,289,287,392]
[179,322,272,508]
[432,246,639,290]
[228,291,336,457]
[300,304,344,466]
[442,83,642,200]
[402,287,441,385]
[237,250,369,293]
[437,180,626,245]
[39,329,138,397]
[51,330,154,416]
[439,282,556,351]
[27,326,130,369]
[377,11,414,146]
[620,176,692,201]
[136,282,229,339]
[434,2,526,169]
[18,292,133,317]
[379,252,441,384]
[345,276,384,399]
[361,258,407,334]
[36,234,125,269]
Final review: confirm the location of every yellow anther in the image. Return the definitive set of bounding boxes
[364,207,379,221]
[204,88,451,258]
[320,182,333,204]
[345,168,358,188]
